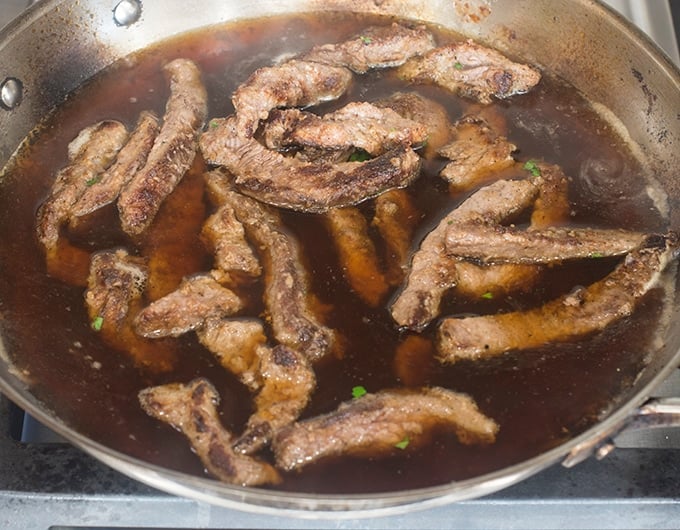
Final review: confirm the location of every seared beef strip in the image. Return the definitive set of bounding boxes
[196,318,267,391]
[446,224,647,264]
[70,111,160,219]
[398,40,541,104]
[325,206,390,307]
[36,120,128,251]
[118,58,208,236]
[134,273,243,338]
[301,23,435,74]
[234,344,316,455]
[391,178,539,330]
[272,386,498,472]
[138,378,281,486]
[438,115,517,192]
[437,233,680,363]
[85,248,148,331]
[200,116,422,213]
[263,102,428,155]
[231,59,353,138]
[204,170,337,361]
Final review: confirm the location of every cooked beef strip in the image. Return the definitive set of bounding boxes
[372,189,420,285]
[85,248,148,331]
[376,91,452,158]
[391,178,539,330]
[70,111,160,219]
[301,23,435,74]
[231,59,353,138]
[397,40,541,104]
[196,318,267,391]
[118,58,207,236]
[36,120,128,252]
[446,223,647,264]
[138,378,281,486]
[204,170,337,361]
[201,203,262,279]
[233,344,316,455]
[272,386,498,472]
[200,116,422,213]
[134,273,243,338]
[263,102,428,155]
[325,206,390,307]
[437,115,517,191]
[437,233,680,363]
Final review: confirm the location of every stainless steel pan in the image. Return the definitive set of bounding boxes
[0,0,679,517]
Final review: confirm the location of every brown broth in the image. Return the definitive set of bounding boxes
[0,12,670,494]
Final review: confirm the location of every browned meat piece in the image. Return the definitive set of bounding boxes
[234,344,316,455]
[325,206,389,307]
[118,58,208,236]
[391,179,538,330]
[134,273,243,338]
[437,233,680,363]
[398,40,541,104]
[446,224,647,264]
[372,189,420,285]
[272,386,498,472]
[70,111,160,219]
[200,116,422,213]
[438,115,516,192]
[263,102,428,155]
[204,170,337,361]
[138,378,281,486]
[302,23,435,74]
[376,91,452,158]
[530,162,570,226]
[196,318,267,391]
[201,203,262,280]
[232,59,353,138]
[36,120,128,251]
[85,248,148,331]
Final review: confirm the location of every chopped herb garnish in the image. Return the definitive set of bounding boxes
[348,149,371,162]
[481,292,494,300]
[454,62,464,70]
[85,175,101,187]
[209,119,220,129]
[523,160,542,177]
[352,385,367,399]
[359,35,373,45]
[91,316,104,332]
[589,252,604,258]
[395,437,410,450]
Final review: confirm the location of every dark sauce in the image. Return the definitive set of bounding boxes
[0,12,669,494]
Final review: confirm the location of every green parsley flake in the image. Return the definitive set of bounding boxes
[359,35,373,45]
[85,175,101,187]
[523,160,542,177]
[349,149,371,162]
[481,292,494,300]
[454,62,464,70]
[589,252,604,258]
[352,385,367,399]
[395,437,410,450]
[209,119,220,129]
[91,316,104,332]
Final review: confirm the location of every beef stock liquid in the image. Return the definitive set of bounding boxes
[0,12,670,494]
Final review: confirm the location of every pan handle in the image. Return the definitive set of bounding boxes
[562,398,680,468]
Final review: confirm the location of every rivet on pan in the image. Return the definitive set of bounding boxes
[0,77,23,110]
[113,0,142,27]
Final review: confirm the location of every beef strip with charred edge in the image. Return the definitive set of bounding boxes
[325,206,390,307]
[301,22,435,74]
[70,111,160,219]
[272,386,498,472]
[204,170,336,362]
[437,233,680,363]
[200,116,422,213]
[438,115,517,192]
[233,344,316,455]
[263,102,428,156]
[397,40,541,104]
[391,178,539,331]
[134,273,243,338]
[138,378,281,486]
[375,91,452,158]
[36,120,128,252]
[118,58,208,236]
[231,59,353,138]
[196,318,267,391]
